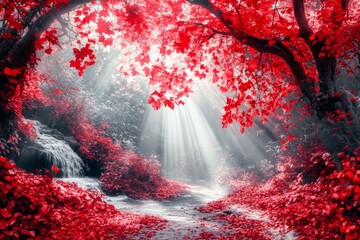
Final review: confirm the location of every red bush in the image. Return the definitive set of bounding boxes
[70,114,122,162]
[17,119,37,140]
[0,156,166,239]
[100,151,186,199]
[66,108,186,200]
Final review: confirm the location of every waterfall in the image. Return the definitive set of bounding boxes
[32,120,85,177]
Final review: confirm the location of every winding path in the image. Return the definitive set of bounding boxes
[61,178,296,239]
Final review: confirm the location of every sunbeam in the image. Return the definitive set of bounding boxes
[140,96,223,182]
[139,82,274,182]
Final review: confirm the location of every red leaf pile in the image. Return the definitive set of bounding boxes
[199,147,360,240]
[0,156,166,239]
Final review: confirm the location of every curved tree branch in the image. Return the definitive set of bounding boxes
[193,22,231,36]
[293,0,313,39]
[21,2,46,29]
[11,0,93,67]
[341,0,350,11]
[0,0,94,105]
[186,0,316,103]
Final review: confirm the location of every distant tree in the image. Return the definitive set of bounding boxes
[0,0,359,165]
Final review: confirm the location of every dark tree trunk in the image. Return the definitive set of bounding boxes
[0,67,21,158]
[313,57,360,168]
[0,81,19,158]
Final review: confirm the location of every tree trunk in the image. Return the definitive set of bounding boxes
[0,76,20,158]
[313,58,360,168]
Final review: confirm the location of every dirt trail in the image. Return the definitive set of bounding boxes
[61,178,296,239]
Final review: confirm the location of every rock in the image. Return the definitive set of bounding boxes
[223,210,232,215]
[22,100,72,135]
[63,136,80,152]
[15,139,49,173]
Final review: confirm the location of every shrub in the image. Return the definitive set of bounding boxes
[100,151,186,199]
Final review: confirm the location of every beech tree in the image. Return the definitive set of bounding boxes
[0,0,359,165]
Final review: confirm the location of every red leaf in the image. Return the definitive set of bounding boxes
[0,157,15,169]
[164,99,175,110]
[344,171,353,179]
[288,135,296,141]
[3,67,22,77]
[45,48,53,54]
[51,165,60,174]
[0,208,12,218]
[53,89,62,95]
[97,18,114,36]
[41,204,50,214]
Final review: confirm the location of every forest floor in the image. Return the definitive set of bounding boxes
[61,178,296,239]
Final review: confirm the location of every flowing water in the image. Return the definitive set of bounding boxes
[32,120,85,177]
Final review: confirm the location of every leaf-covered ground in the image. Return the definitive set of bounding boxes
[62,147,360,240]
[0,157,166,239]
[1,146,359,239]
[62,178,296,240]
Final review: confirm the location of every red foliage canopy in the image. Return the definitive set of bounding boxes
[0,1,359,237]
[1,0,359,132]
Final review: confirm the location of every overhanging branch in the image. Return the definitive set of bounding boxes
[11,0,93,67]
[194,22,231,36]
[293,0,313,39]
[186,0,316,102]
[341,0,350,11]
